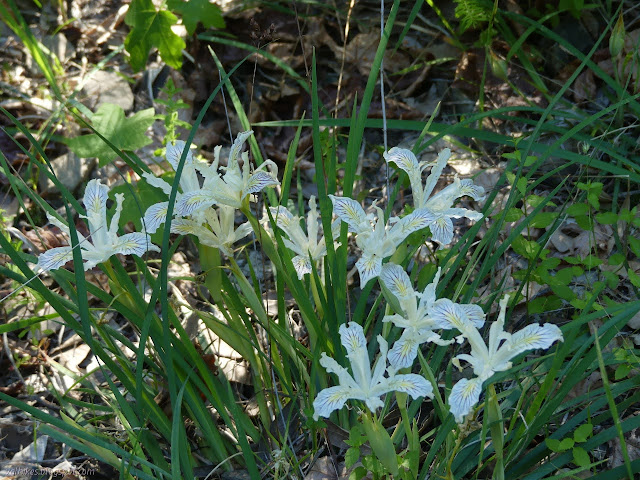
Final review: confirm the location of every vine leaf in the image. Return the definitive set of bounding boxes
[124,0,186,71]
[167,0,225,35]
[67,104,154,166]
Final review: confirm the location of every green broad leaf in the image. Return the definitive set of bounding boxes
[345,446,360,469]
[349,466,368,480]
[530,211,558,229]
[628,236,640,258]
[112,178,170,243]
[67,104,154,166]
[550,284,575,301]
[528,295,562,314]
[559,437,575,450]
[564,256,582,265]
[628,268,640,288]
[602,271,620,289]
[512,235,540,261]
[572,446,591,467]
[125,0,186,71]
[566,203,590,217]
[609,253,626,265]
[501,207,523,222]
[527,194,556,209]
[615,364,631,380]
[573,423,593,443]
[574,214,594,231]
[581,255,602,269]
[506,172,528,196]
[167,0,225,35]
[545,438,562,452]
[618,207,636,223]
[595,211,618,225]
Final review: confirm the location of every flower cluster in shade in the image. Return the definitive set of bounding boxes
[37,179,160,272]
[313,146,563,423]
[142,131,279,256]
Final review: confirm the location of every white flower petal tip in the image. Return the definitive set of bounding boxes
[510,323,564,352]
[384,147,419,173]
[449,378,482,423]
[242,170,280,200]
[329,195,368,233]
[37,247,73,272]
[166,140,194,169]
[380,263,413,299]
[142,202,170,234]
[355,254,382,286]
[339,322,367,355]
[113,233,161,256]
[387,374,433,399]
[292,255,312,279]
[313,386,353,420]
[83,179,109,217]
[459,179,486,202]
[388,335,420,370]
[229,130,254,165]
[175,190,217,216]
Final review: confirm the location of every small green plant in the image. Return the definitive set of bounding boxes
[546,423,594,469]
[124,0,224,71]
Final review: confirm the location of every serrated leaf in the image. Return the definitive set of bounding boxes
[550,284,575,301]
[345,446,360,468]
[527,194,555,209]
[629,236,640,258]
[609,253,626,265]
[558,437,575,450]
[125,0,186,71]
[567,203,590,217]
[615,364,631,380]
[595,211,618,224]
[530,211,558,229]
[501,207,523,222]
[628,268,640,288]
[528,295,562,314]
[574,214,593,231]
[573,423,593,443]
[512,235,540,261]
[505,172,528,195]
[66,104,154,166]
[545,438,562,452]
[572,446,591,467]
[167,0,225,35]
[581,255,602,269]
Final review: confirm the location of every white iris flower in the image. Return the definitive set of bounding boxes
[170,204,252,256]
[142,140,204,234]
[269,196,338,279]
[313,322,433,420]
[37,179,160,272]
[329,195,435,286]
[444,295,564,423]
[384,147,485,247]
[380,264,485,368]
[176,130,279,215]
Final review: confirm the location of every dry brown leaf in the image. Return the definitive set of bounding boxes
[608,414,640,469]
